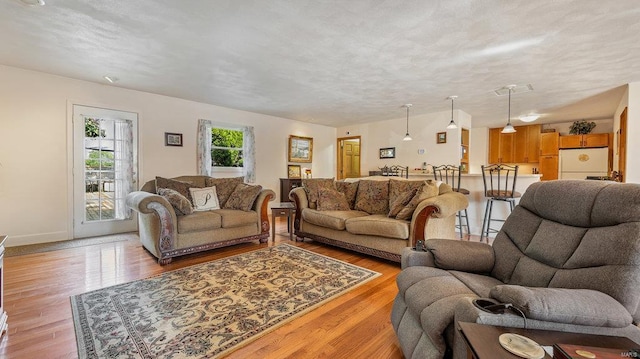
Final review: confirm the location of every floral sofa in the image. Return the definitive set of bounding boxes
[289,177,468,262]
[126,175,274,264]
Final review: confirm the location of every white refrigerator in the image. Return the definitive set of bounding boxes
[559,147,609,180]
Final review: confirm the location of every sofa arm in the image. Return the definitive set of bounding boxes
[490,285,633,328]
[416,191,468,219]
[252,189,275,235]
[126,191,176,218]
[289,187,308,232]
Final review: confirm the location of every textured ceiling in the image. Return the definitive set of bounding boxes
[1,0,639,128]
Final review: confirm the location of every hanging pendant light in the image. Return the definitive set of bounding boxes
[402,104,413,141]
[501,85,517,133]
[446,96,458,129]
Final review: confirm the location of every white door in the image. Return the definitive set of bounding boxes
[73,105,138,238]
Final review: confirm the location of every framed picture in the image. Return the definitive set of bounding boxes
[379,147,396,159]
[165,132,183,147]
[288,135,313,163]
[288,165,301,178]
[437,132,447,144]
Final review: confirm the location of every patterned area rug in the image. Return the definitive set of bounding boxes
[71,244,380,358]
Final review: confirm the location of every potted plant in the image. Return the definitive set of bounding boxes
[569,120,596,135]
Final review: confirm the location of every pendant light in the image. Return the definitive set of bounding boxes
[402,104,413,141]
[501,85,517,133]
[446,96,458,129]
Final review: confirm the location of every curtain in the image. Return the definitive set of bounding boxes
[243,126,256,183]
[197,119,213,176]
[196,119,255,182]
[114,119,134,219]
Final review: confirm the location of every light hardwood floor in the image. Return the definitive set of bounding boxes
[0,219,406,359]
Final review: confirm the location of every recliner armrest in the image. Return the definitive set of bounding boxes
[490,285,633,328]
[426,239,494,273]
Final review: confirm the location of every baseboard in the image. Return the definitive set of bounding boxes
[5,231,69,247]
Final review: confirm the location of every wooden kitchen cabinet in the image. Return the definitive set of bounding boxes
[540,132,559,156]
[489,124,540,164]
[559,133,609,149]
[539,155,559,181]
[488,128,514,163]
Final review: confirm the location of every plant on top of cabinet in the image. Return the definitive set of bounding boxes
[569,120,596,135]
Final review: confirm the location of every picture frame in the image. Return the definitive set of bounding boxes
[288,164,302,179]
[436,132,447,144]
[379,147,396,159]
[165,132,183,147]
[288,135,313,163]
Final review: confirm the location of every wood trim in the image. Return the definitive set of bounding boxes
[260,192,274,235]
[296,232,401,262]
[411,205,438,248]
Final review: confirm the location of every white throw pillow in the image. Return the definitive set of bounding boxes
[189,186,220,211]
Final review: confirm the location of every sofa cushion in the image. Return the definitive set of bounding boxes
[213,209,258,228]
[389,179,425,208]
[345,214,409,239]
[317,187,350,211]
[302,178,336,209]
[335,181,359,209]
[302,208,368,230]
[157,187,193,216]
[354,180,390,215]
[177,211,222,233]
[490,285,633,328]
[156,176,199,203]
[189,186,221,211]
[388,187,418,218]
[396,181,440,220]
[205,176,244,207]
[223,183,262,211]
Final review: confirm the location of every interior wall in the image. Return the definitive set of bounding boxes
[0,65,336,246]
[625,82,640,183]
[336,109,471,174]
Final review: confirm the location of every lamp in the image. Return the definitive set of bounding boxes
[446,96,458,129]
[402,104,412,141]
[501,85,517,133]
[519,114,540,122]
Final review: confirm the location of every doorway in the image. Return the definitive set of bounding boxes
[72,105,138,238]
[337,136,361,180]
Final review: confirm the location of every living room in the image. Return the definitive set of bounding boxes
[2,1,640,358]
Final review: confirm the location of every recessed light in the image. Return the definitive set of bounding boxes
[19,0,45,6]
[103,76,118,83]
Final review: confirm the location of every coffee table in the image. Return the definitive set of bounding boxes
[270,202,295,241]
[458,322,639,359]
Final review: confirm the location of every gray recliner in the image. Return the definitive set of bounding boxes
[391,180,640,359]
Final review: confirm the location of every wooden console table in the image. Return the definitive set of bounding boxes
[0,235,7,338]
[458,322,638,359]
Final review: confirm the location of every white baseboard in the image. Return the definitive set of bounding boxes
[5,231,69,247]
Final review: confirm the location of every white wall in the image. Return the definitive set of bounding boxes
[337,109,472,174]
[625,82,640,183]
[0,65,336,246]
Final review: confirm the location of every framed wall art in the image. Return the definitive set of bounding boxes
[165,132,183,147]
[288,135,313,163]
[379,147,396,159]
[287,164,302,178]
[436,132,447,144]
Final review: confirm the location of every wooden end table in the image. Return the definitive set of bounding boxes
[270,202,295,241]
[458,322,639,359]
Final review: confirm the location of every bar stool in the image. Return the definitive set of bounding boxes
[432,164,470,239]
[480,164,520,242]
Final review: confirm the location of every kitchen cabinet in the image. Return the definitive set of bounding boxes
[559,133,609,149]
[539,155,559,181]
[461,128,469,173]
[489,125,540,164]
[540,132,559,156]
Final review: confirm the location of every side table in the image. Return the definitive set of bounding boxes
[458,322,639,359]
[270,202,295,241]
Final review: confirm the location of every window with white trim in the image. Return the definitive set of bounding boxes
[211,127,244,168]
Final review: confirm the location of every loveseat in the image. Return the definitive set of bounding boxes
[391,180,640,359]
[126,175,274,264]
[290,177,468,262]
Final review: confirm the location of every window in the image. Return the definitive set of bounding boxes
[211,127,243,167]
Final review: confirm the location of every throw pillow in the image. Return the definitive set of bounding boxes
[223,183,263,211]
[317,187,350,211]
[389,179,425,208]
[302,178,335,209]
[395,181,439,220]
[335,181,359,209]
[155,176,197,203]
[189,186,221,211]
[388,187,418,218]
[354,180,390,215]
[157,187,193,216]
[204,176,244,207]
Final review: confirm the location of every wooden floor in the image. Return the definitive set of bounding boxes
[0,219,408,359]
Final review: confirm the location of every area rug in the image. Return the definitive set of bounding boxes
[71,244,380,358]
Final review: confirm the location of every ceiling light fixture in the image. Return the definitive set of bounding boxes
[19,0,45,6]
[446,96,458,130]
[402,104,413,141]
[103,76,118,83]
[501,85,517,134]
[519,114,540,123]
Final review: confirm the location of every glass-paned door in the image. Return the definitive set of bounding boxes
[73,105,138,238]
